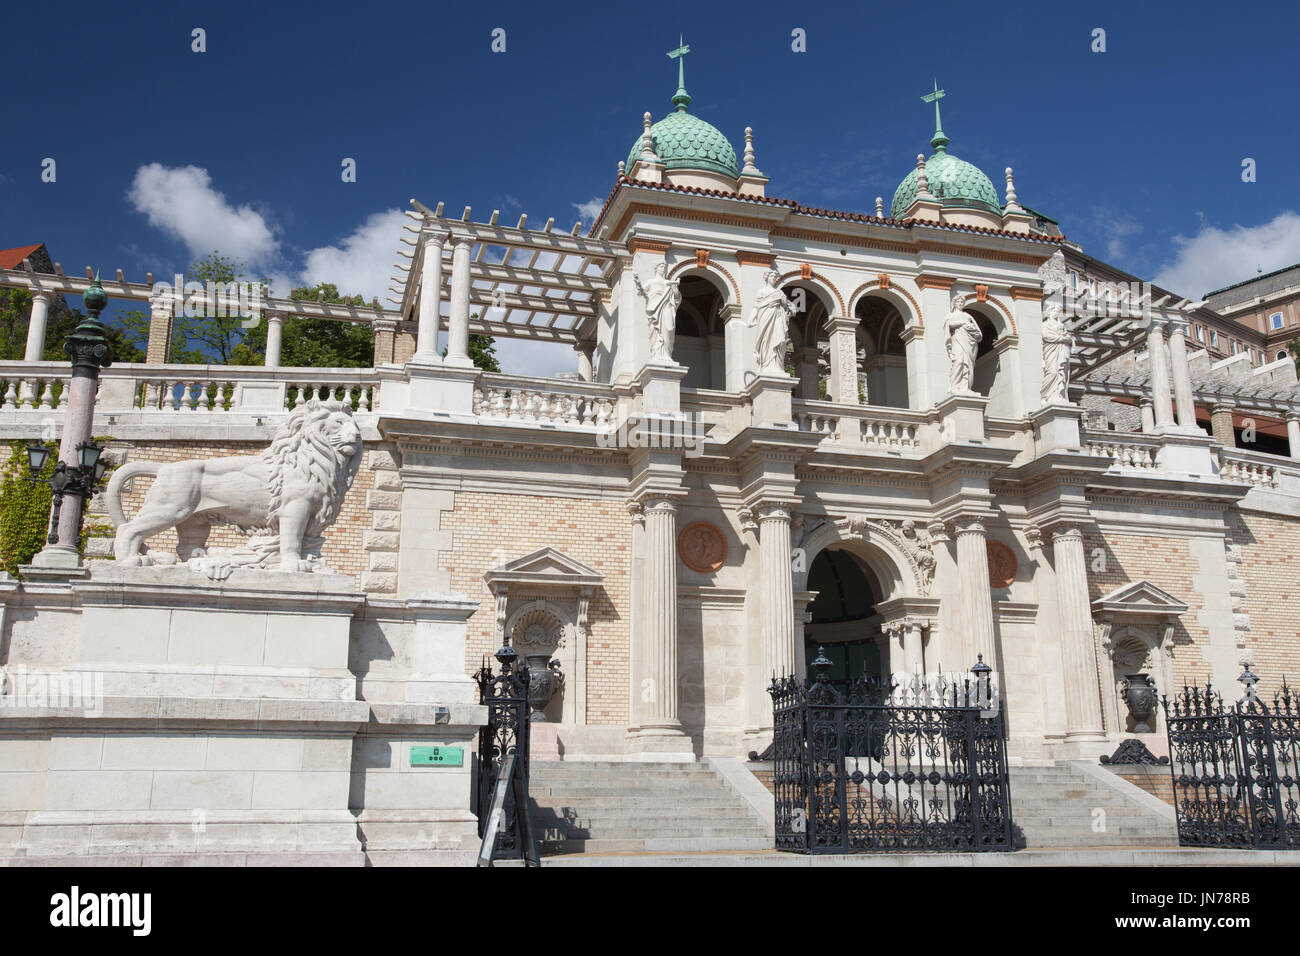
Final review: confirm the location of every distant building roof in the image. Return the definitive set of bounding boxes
[0,243,45,270]
[1206,262,1300,308]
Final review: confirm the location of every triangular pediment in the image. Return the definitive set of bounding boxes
[1092,580,1189,616]
[484,547,603,590]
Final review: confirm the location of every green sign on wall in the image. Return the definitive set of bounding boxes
[410,745,463,767]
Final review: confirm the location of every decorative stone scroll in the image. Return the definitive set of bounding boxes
[841,515,936,596]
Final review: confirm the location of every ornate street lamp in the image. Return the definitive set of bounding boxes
[30,271,114,569]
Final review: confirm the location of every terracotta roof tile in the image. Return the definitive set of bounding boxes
[0,243,44,270]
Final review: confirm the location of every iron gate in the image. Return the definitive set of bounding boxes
[473,639,535,863]
[1163,668,1299,849]
[770,650,1015,853]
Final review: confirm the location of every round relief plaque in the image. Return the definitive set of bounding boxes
[678,522,728,573]
[986,540,1018,588]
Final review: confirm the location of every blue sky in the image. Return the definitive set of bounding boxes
[4,0,1298,372]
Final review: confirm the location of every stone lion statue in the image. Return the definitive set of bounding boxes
[108,399,363,572]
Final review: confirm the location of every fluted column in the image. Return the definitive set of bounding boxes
[445,236,473,367]
[264,312,284,369]
[953,518,996,667]
[23,291,51,362]
[640,496,681,731]
[903,619,925,677]
[1147,319,1175,428]
[758,505,797,682]
[414,231,448,362]
[826,316,859,405]
[1051,526,1105,740]
[1167,318,1197,430]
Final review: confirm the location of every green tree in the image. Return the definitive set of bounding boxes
[2,288,144,363]
[1287,336,1300,373]
[114,252,265,364]
[465,333,501,373]
[232,282,375,368]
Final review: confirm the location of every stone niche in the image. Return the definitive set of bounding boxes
[1092,580,1189,739]
[483,548,604,727]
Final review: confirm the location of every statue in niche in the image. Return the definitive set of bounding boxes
[1040,300,1074,405]
[634,262,681,363]
[945,294,981,395]
[748,268,796,374]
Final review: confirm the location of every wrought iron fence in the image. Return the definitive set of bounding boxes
[1163,666,1299,850]
[770,650,1014,853]
[473,639,537,864]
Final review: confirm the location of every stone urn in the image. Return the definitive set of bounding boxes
[1120,674,1158,730]
[525,654,564,722]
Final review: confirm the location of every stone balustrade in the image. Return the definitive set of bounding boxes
[1084,433,1161,470]
[1218,450,1279,487]
[0,363,69,411]
[793,398,924,450]
[473,372,616,428]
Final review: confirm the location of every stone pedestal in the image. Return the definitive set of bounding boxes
[637,362,687,415]
[1160,431,1217,477]
[745,373,796,428]
[529,722,561,760]
[406,362,479,416]
[935,392,988,443]
[0,568,487,865]
[1031,403,1084,453]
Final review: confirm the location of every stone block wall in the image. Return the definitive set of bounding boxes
[436,491,631,725]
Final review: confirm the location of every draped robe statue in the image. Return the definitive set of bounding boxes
[747,268,796,374]
[1040,301,1074,404]
[944,294,981,395]
[634,262,682,363]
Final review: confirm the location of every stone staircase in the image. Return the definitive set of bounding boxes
[528,761,772,855]
[1009,764,1178,849]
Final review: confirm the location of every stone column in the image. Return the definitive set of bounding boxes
[264,312,284,369]
[637,496,682,733]
[721,304,747,392]
[1147,319,1175,429]
[826,316,860,405]
[1139,399,1155,433]
[445,237,473,367]
[575,340,595,382]
[758,505,797,683]
[414,231,448,362]
[953,518,996,667]
[1051,526,1105,741]
[1167,318,1198,430]
[23,291,51,362]
[1210,402,1236,447]
[796,346,820,399]
[1288,414,1300,460]
[903,619,926,677]
[145,295,174,364]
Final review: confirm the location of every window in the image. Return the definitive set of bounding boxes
[1195,325,1205,342]
[1210,330,1219,347]
[1280,349,1292,362]
[1230,341,1238,354]
[1270,312,1284,330]
[1069,272,1078,289]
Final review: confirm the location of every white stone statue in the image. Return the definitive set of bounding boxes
[633,262,681,363]
[944,294,981,395]
[108,399,363,572]
[747,268,796,374]
[1040,300,1074,404]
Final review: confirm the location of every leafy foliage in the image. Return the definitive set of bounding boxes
[0,441,56,576]
[1,288,144,363]
[232,282,375,368]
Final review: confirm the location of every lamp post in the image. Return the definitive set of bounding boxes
[31,272,114,569]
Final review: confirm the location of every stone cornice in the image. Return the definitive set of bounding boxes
[915,274,956,291]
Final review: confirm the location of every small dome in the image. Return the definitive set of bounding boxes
[891,150,1001,219]
[626,108,740,180]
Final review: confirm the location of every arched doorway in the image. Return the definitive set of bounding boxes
[804,548,882,685]
[855,295,909,408]
[672,274,727,389]
[787,281,834,400]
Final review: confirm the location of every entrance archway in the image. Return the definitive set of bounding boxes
[804,547,882,684]
[672,274,727,389]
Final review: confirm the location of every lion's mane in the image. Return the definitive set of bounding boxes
[263,399,362,534]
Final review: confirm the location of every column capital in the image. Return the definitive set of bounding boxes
[625,500,645,526]
[826,315,859,335]
[265,310,285,325]
[421,229,451,248]
[1286,410,1300,425]
[756,503,793,523]
[1166,314,1192,336]
[950,516,988,537]
[31,289,52,303]
[737,507,758,534]
[451,235,473,250]
[1049,525,1086,544]
[1147,316,1168,334]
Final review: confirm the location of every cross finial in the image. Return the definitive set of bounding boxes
[920,79,948,152]
[667,35,692,111]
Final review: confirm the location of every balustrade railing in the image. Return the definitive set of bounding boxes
[793,399,924,450]
[1218,449,1280,488]
[473,373,616,428]
[1084,431,1161,470]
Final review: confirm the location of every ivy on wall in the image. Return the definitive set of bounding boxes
[0,441,57,576]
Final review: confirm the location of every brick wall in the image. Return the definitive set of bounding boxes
[1233,510,1300,689]
[437,491,631,724]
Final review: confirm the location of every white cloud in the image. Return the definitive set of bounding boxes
[491,338,578,378]
[1154,211,1300,298]
[572,197,604,228]
[299,209,407,303]
[127,164,278,271]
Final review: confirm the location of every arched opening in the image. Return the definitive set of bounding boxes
[804,547,882,684]
[965,307,1000,398]
[672,273,727,389]
[855,295,909,408]
[787,281,834,400]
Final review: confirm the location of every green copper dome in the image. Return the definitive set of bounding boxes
[626,108,740,179]
[891,151,1000,218]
